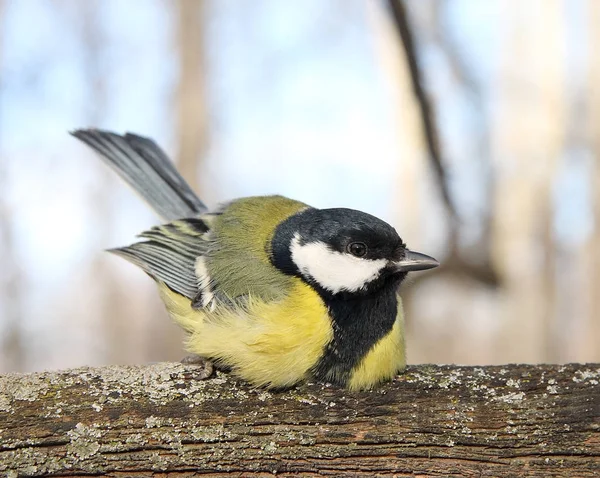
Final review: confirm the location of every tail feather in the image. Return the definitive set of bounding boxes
[71,129,207,220]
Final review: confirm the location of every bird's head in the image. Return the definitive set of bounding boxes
[270,207,438,297]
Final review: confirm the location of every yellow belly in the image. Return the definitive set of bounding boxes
[159,279,333,388]
[158,280,405,390]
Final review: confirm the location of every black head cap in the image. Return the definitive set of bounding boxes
[271,207,436,298]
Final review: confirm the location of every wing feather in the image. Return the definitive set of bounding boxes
[110,218,214,300]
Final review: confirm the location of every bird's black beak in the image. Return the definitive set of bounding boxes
[391,250,439,272]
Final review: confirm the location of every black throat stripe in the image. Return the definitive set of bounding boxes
[311,278,400,386]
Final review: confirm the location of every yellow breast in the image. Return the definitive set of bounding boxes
[158,279,333,388]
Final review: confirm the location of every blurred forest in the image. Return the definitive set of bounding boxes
[0,0,598,373]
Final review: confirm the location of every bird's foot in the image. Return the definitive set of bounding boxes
[180,354,214,380]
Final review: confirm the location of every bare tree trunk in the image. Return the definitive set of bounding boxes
[0,0,26,373]
[0,173,25,373]
[0,179,24,373]
[584,0,600,362]
[588,158,600,359]
[174,0,208,191]
[491,0,566,363]
[1,363,598,476]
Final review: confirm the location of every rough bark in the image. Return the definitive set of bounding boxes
[1,363,598,477]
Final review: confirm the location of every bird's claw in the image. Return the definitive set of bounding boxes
[180,354,214,380]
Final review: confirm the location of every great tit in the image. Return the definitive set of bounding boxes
[72,129,439,390]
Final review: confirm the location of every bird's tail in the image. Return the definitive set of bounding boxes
[71,129,207,220]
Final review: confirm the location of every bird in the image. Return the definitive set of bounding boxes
[72,129,439,391]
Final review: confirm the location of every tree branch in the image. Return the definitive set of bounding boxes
[385,0,503,289]
[1,363,598,476]
[386,0,457,227]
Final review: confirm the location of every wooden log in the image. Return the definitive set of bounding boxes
[1,363,598,477]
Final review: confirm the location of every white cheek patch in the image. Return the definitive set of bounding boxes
[290,235,387,294]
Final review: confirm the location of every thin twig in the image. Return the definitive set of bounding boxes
[386,0,457,227]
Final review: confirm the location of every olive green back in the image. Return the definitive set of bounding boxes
[206,195,308,301]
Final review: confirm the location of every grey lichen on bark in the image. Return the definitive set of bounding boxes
[1,363,599,477]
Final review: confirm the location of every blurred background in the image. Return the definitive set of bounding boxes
[0,0,598,373]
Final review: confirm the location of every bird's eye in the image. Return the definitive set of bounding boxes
[347,242,368,258]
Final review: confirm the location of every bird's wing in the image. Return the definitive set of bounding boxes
[110,216,217,305]
[112,195,306,309]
